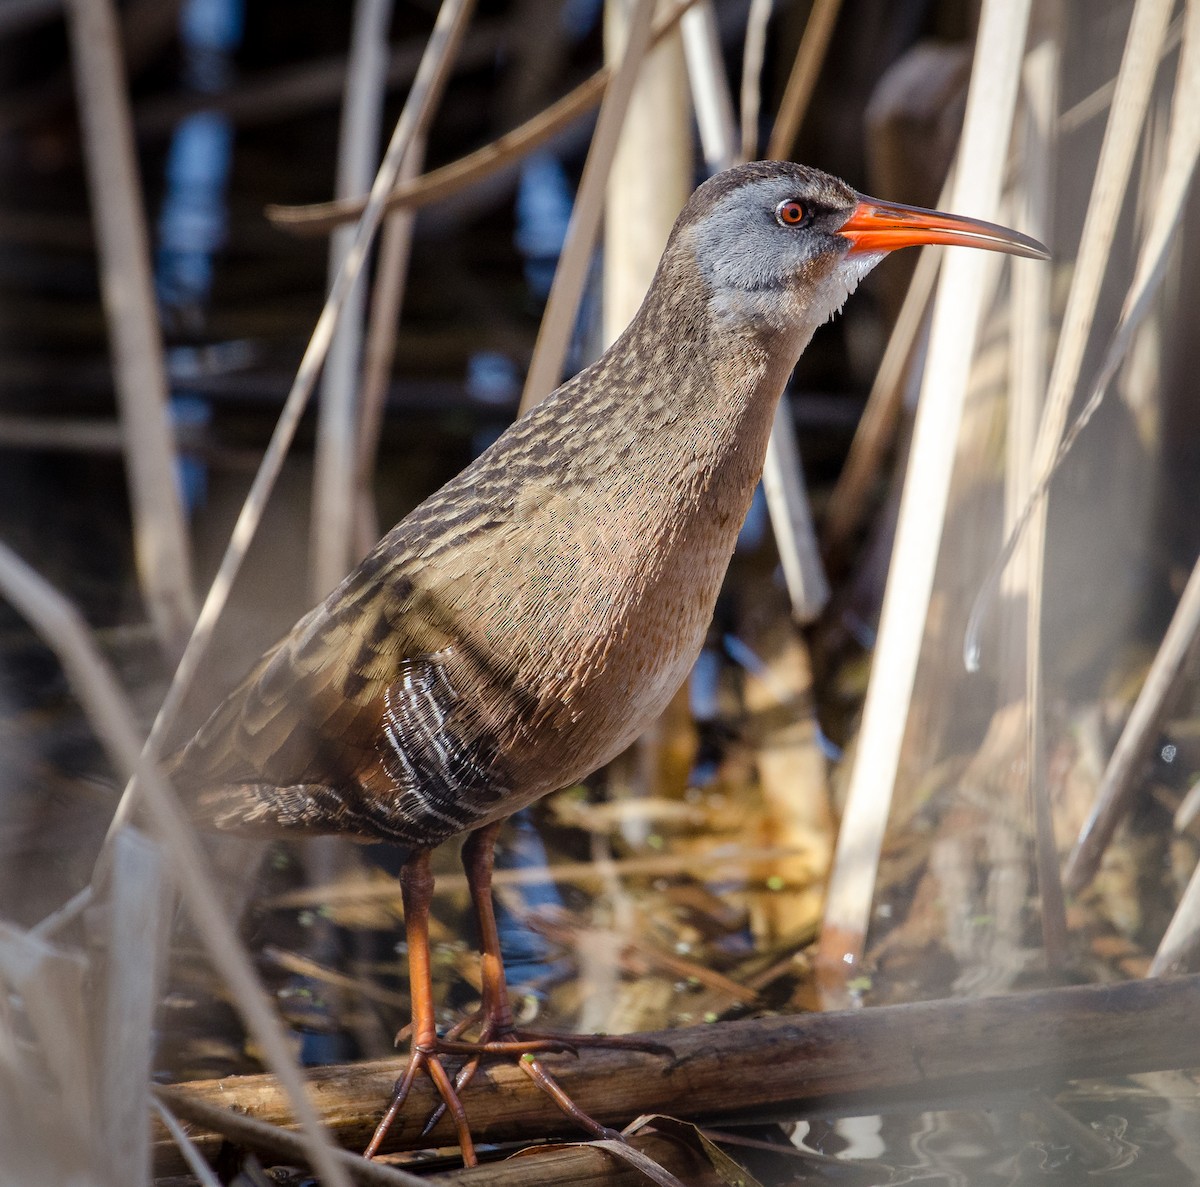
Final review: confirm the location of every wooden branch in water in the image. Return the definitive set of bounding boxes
[156,974,1200,1173]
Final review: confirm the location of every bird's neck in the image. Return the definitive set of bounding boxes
[548,267,815,527]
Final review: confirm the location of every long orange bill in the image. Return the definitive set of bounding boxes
[839,196,1049,260]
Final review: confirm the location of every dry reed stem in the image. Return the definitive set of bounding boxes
[1004,25,1064,971]
[1018,0,1173,917]
[739,0,772,162]
[820,241,940,566]
[96,827,169,1187]
[762,401,830,621]
[1151,853,1200,975]
[818,0,1034,987]
[266,0,701,237]
[603,0,692,346]
[355,138,426,557]
[0,540,356,1187]
[998,35,1056,706]
[1057,0,1200,895]
[64,0,195,658]
[311,0,396,599]
[680,0,737,171]
[103,0,477,848]
[518,0,657,411]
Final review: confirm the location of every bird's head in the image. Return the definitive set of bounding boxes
[672,161,1048,344]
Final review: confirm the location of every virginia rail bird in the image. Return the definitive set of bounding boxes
[171,161,1047,1163]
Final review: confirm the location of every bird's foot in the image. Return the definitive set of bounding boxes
[366,1013,673,1164]
[438,1007,674,1059]
[364,1039,480,1164]
[414,1012,671,1144]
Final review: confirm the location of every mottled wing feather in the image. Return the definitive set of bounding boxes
[171,558,510,846]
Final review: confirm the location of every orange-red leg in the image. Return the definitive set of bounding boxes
[364,851,478,1164]
[367,828,673,1162]
[419,822,665,1142]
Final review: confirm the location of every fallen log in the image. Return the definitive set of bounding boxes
[155,974,1200,1175]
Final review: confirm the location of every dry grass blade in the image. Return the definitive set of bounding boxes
[519,0,657,411]
[95,827,169,1187]
[404,1133,720,1185]
[64,0,195,657]
[153,1088,427,1186]
[0,540,355,1187]
[818,0,1034,986]
[1151,853,1200,975]
[103,0,477,848]
[587,1138,693,1187]
[266,0,701,237]
[311,0,396,599]
[151,1097,224,1187]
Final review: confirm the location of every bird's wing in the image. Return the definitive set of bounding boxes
[169,556,510,839]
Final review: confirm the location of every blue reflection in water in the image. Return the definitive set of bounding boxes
[155,0,243,512]
[492,810,570,995]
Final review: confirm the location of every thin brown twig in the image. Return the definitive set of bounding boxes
[766,0,843,159]
[265,0,702,238]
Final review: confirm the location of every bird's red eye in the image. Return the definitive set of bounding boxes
[776,199,808,227]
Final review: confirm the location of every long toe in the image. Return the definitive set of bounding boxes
[364,1046,478,1167]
